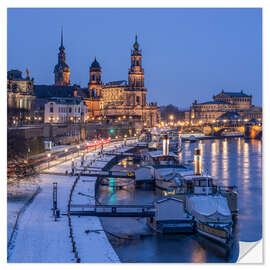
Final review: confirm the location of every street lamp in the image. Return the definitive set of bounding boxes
[81,151,85,166]
[77,145,80,157]
[47,153,51,168]
[71,158,75,175]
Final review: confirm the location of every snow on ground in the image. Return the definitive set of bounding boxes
[8,174,76,262]
[7,141,136,262]
[42,151,100,174]
[70,176,119,262]
[7,178,40,243]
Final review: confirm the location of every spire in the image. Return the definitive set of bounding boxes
[133,33,139,50]
[61,26,63,47]
[59,26,64,50]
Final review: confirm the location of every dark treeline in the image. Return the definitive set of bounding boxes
[160,104,187,122]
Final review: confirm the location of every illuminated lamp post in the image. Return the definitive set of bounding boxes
[169,115,174,126]
[81,151,85,166]
[47,153,51,168]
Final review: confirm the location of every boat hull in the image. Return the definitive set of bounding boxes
[195,222,232,246]
[155,179,174,190]
[147,218,194,234]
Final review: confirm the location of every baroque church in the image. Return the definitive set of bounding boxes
[35,30,160,128]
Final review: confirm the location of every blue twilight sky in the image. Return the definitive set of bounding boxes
[7,8,262,108]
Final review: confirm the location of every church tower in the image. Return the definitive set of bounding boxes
[126,34,147,108]
[128,34,144,89]
[88,57,102,97]
[54,28,70,86]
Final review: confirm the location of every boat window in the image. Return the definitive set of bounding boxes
[200,180,207,187]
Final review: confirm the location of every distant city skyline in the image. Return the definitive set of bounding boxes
[7,8,262,108]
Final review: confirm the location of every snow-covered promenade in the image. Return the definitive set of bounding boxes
[7,141,136,263]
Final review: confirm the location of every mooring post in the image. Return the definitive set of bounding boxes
[52,182,58,221]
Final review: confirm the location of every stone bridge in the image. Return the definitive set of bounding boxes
[178,122,262,139]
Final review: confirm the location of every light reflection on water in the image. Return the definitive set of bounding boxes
[98,138,262,262]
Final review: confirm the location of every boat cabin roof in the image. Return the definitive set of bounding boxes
[154,196,184,204]
[148,150,178,158]
[182,175,213,181]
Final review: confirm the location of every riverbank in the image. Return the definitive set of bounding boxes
[7,140,137,262]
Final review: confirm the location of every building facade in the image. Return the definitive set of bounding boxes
[30,32,160,127]
[98,35,160,127]
[44,97,88,124]
[7,69,36,126]
[188,90,262,124]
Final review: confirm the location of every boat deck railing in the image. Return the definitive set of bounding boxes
[173,185,237,195]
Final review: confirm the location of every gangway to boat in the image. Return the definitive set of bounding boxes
[80,170,135,179]
[103,151,134,157]
[69,204,155,217]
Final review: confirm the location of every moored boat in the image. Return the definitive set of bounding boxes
[186,195,233,245]
[147,196,194,233]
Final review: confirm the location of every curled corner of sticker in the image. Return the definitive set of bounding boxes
[237,239,263,263]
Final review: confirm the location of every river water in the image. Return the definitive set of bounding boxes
[97,138,262,262]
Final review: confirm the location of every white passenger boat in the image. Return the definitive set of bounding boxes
[145,149,192,190]
[186,195,233,245]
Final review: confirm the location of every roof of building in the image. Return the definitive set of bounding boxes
[34,85,76,98]
[7,70,27,81]
[200,101,230,105]
[34,84,91,100]
[91,57,101,69]
[47,97,85,105]
[77,88,90,98]
[217,111,241,121]
[104,80,127,86]
[219,90,251,97]
[54,63,70,73]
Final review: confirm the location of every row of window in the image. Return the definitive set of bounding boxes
[49,104,83,114]
[216,98,250,103]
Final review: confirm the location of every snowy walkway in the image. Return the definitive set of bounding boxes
[8,141,136,263]
[70,176,119,262]
[8,174,76,262]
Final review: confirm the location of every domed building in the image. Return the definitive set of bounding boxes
[88,57,102,97]
[54,28,70,86]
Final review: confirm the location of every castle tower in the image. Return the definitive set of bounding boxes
[88,57,102,97]
[54,28,70,86]
[128,33,144,89]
